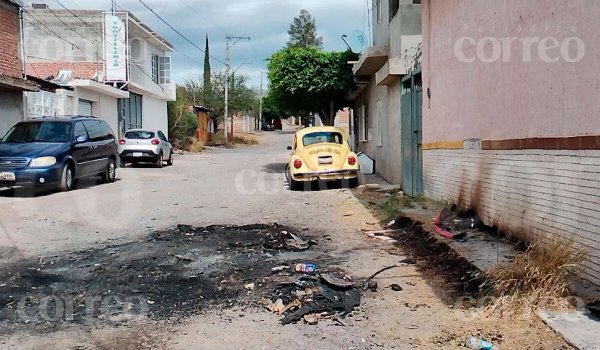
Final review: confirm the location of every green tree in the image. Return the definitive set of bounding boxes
[168,85,198,147]
[287,9,323,49]
[267,47,356,125]
[203,34,211,97]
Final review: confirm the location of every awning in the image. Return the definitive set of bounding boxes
[0,74,38,92]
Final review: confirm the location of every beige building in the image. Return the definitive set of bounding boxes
[349,0,422,189]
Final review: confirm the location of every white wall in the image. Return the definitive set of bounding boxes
[424,149,600,285]
[142,95,168,138]
[75,88,119,136]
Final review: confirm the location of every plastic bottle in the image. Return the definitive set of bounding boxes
[465,336,497,350]
[295,263,317,274]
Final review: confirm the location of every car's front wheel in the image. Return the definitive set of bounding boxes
[102,158,117,183]
[58,164,74,192]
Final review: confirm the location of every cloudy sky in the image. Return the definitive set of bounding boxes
[29,0,371,88]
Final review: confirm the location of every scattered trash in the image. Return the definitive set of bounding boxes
[367,280,378,292]
[464,336,498,350]
[386,220,396,228]
[364,265,401,289]
[321,273,354,288]
[263,230,316,251]
[399,258,416,265]
[271,265,290,273]
[146,300,155,305]
[295,263,317,275]
[390,284,403,291]
[260,298,301,315]
[244,283,255,290]
[587,300,600,317]
[303,313,319,325]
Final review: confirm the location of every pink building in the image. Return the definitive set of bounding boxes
[421,0,600,284]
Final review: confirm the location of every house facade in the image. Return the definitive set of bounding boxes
[0,0,37,136]
[350,0,422,188]
[421,0,600,284]
[23,6,175,137]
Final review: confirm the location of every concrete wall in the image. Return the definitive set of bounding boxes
[140,94,168,138]
[421,0,600,285]
[76,87,119,136]
[422,0,600,143]
[0,89,24,136]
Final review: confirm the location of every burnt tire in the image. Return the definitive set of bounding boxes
[58,164,74,192]
[102,158,117,183]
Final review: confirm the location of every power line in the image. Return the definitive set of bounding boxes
[23,9,83,51]
[135,0,226,65]
[38,0,94,44]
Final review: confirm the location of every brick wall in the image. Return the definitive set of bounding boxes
[423,149,600,285]
[27,61,104,80]
[0,4,22,79]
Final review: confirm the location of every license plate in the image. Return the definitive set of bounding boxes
[318,156,333,164]
[0,172,15,182]
[133,152,143,157]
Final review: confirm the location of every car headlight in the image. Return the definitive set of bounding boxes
[30,156,57,167]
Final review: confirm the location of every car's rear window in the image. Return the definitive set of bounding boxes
[302,132,343,146]
[125,131,155,139]
[2,121,72,143]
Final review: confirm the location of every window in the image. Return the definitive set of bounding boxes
[83,120,113,141]
[159,56,171,84]
[125,131,154,139]
[389,0,399,21]
[359,104,369,142]
[151,54,159,83]
[302,132,343,146]
[2,122,72,143]
[73,122,87,140]
[157,130,167,141]
[119,92,143,133]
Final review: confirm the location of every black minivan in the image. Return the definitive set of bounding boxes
[0,116,118,192]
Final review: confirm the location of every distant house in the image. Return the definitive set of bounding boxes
[420,0,600,285]
[23,6,175,137]
[349,0,422,192]
[0,0,38,135]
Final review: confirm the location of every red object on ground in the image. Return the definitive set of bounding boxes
[433,209,454,239]
[433,225,454,240]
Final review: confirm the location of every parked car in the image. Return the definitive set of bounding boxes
[285,126,360,190]
[118,129,173,168]
[0,116,118,192]
[261,123,274,131]
[273,118,283,130]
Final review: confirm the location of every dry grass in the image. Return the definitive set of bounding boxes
[377,196,408,223]
[481,239,586,315]
[187,139,205,153]
[208,132,259,147]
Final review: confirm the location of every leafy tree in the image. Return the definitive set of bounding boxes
[168,85,197,147]
[267,47,356,125]
[287,9,323,49]
[261,93,286,122]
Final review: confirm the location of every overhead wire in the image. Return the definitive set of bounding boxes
[136,0,226,65]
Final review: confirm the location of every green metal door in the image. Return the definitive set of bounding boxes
[400,71,423,197]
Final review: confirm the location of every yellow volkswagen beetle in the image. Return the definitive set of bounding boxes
[285,126,360,190]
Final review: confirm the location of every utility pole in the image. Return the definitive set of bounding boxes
[224,35,250,144]
[111,0,116,12]
[258,71,266,131]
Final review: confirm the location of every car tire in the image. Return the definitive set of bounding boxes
[102,158,117,183]
[156,153,164,168]
[347,177,359,188]
[286,165,303,191]
[58,164,74,192]
[167,152,174,166]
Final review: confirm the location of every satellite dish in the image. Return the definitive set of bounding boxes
[346,30,368,52]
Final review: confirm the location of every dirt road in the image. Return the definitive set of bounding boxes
[0,129,568,349]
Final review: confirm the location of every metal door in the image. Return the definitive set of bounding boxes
[400,70,423,197]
